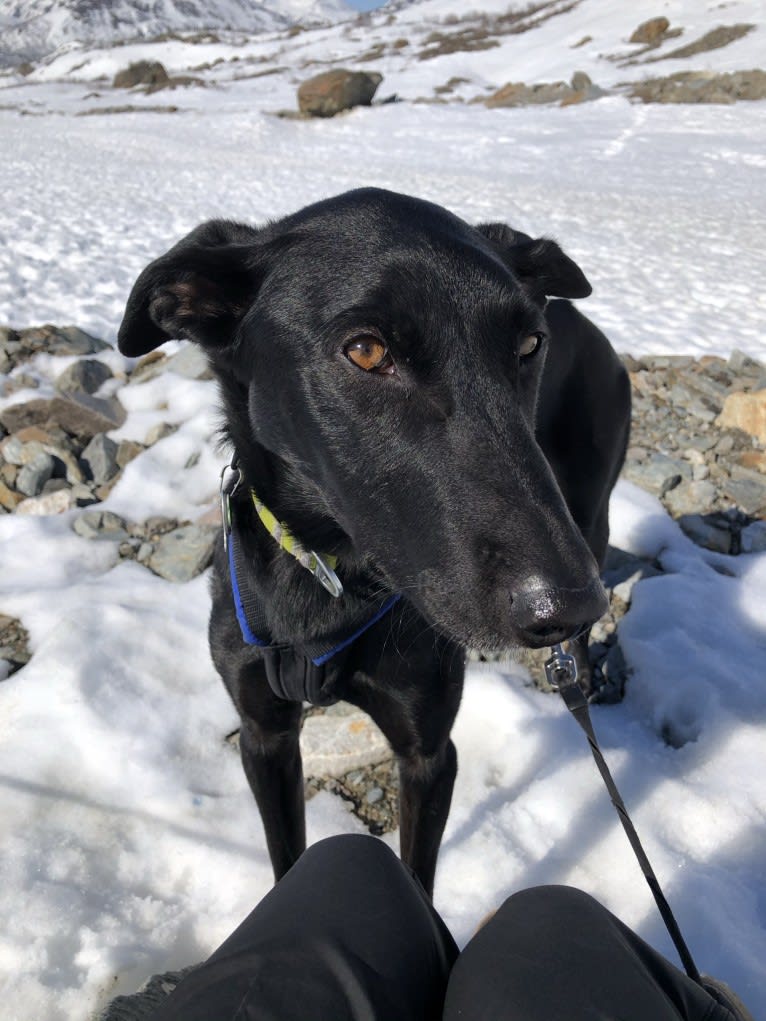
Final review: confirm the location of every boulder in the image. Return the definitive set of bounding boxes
[113,61,170,90]
[297,70,383,117]
[629,17,670,45]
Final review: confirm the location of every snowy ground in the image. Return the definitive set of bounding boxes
[1,1,765,1018]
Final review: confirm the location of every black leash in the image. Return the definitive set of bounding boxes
[544,644,703,987]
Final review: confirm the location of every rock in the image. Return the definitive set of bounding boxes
[741,521,766,554]
[629,16,669,45]
[166,344,213,380]
[116,439,144,469]
[80,433,119,485]
[623,453,690,497]
[629,16,670,45]
[664,480,717,516]
[723,477,766,516]
[1,433,83,485]
[55,358,113,395]
[631,69,766,105]
[678,514,732,554]
[717,390,766,445]
[602,547,662,588]
[73,510,130,541]
[0,479,23,511]
[16,488,75,515]
[0,392,126,439]
[113,61,169,89]
[147,524,218,582]
[301,705,390,777]
[129,350,168,383]
[486,80,575,108]
[15,451,54,496]
[0,613,31,678]
[728,349,763,375]
[144,422,177,446]
[15,324,108,359]
[297,69,383,117]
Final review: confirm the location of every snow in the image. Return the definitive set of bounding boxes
[1,1,765,1018]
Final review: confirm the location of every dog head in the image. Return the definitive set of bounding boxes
[119,188,606,651]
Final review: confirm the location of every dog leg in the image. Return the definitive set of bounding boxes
[220,651,305,881]
[238,701,305,882]
[348,642,464,897]
[397,739,458,897]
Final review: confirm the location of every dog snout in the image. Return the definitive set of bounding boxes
[509,575,608,649]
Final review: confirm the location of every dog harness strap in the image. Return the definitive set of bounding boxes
[224,484,400,704]
[544,646,703,987]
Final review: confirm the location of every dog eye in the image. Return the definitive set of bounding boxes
[519,332,544,359]
[345,335,396,374]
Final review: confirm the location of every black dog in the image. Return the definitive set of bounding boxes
[118,188,630,896]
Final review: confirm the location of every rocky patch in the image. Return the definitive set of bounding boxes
[0,613,31,679]
[629,69,766,105]
[485,70,606,108]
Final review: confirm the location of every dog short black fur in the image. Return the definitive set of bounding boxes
[119,188,630,896]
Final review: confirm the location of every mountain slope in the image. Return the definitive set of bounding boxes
[0,0,351,66]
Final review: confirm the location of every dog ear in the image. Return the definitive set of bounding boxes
[118,220,262,357]
[476,222,592,301]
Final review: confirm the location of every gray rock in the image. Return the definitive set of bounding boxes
[724,477,766,515]
[55,358,113,395]
[16,324,108,357]
[741,521,766,554]
[16,488,75,515]
[623,453,690,496]
[148,524,218,582]
[728,349,763,375]
[678,514,732,553]
[167,344,213,380]
[73,510,130,541]
[297,69,383,117]
[664,480,717,516]
[80,433,119,485]
[15,451,54,496]
[0,392,126,438]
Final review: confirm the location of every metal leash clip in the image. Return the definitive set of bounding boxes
[544,643,578,691]
[219,461,241,553]
[309,552,344,599]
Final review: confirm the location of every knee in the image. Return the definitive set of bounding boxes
[496,884,609,932]
[301,833,399,875]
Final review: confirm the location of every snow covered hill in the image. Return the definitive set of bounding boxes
[0,0,351,67]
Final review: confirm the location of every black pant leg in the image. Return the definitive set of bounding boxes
[443,885,730,1021]
[150,834,458,1021]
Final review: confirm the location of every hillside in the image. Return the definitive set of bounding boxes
[0,0,351,67]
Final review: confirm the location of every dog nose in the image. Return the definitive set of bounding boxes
[510,576,608,649]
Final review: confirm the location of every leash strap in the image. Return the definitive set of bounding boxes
[544,645,703,986]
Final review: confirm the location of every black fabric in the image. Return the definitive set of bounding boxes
[443,885,732,1021]
[147,835,740,1021]
[262,645,344,706]
[149,835,457,1021]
